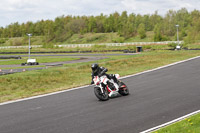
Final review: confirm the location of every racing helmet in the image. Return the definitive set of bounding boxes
[91,63,99,73]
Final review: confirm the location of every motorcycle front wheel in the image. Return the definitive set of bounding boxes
[94,87,109,101]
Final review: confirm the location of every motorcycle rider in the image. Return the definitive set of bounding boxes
[90,63,116,90]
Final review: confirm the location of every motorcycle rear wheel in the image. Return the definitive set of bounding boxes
[94,87,109,101]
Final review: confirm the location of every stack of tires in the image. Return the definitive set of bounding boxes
[21,62,39,66]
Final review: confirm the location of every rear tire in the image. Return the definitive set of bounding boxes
[28,62,32,65]
[118,82,129,96]
[94,87,109,101]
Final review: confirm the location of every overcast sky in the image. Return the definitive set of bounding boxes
[0,0,200,27]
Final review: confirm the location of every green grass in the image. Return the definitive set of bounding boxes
[63,32,120,44]
[152,113,200,133]
[0,32,156,47]
[125,31,154,42]
[1,50,200,103]
[0,56,79,65]
[187,43,200,49]
[0,65,46,70]
[0,36,44,46]
[0,33,121,46]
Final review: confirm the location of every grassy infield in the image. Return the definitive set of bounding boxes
[153,113,200,133]
[0,56,78,65]
[0,49,200,132]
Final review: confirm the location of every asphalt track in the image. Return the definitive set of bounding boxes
[1,56,200,133]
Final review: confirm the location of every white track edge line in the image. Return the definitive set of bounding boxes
[0,85,90,106]
[1,55,200,106]
[140,110,200,133]
[121,56,200,79]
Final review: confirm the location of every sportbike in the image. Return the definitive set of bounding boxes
[93,74,129,101]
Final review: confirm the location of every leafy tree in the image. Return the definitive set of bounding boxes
[138,23,146,39]
[104,14,115,32]
[95,14,105,33]
[0,9,200,44]
[154,24,163,41]
[88,16,97,33]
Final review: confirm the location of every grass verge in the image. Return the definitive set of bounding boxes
[0,50,200,103]
[152,113,200,133]
[0,56,79,65]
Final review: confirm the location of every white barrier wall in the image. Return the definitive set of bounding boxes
[0,45,42,49]
[57,41,183,48]
[0,41,183,49]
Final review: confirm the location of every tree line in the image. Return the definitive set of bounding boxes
[0,8,200,43]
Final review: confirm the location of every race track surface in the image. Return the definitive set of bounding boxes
[0,56,200,133]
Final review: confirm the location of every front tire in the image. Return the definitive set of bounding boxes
[94,87,109,101]
[118,82,129,96]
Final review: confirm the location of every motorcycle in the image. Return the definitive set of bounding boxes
[93,74,129,101]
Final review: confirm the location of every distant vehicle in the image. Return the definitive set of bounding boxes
[21,58,39,66]
[93,74,129,101]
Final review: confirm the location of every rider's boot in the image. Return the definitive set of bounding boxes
[111,74,119,84]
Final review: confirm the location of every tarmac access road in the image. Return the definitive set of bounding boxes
[0,53,136,75]
[0,56,200,133]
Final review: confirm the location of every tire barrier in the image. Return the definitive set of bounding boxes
[0,67,46,76]
[0,56,22,59]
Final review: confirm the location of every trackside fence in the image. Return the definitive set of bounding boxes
[0,41,183,49]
